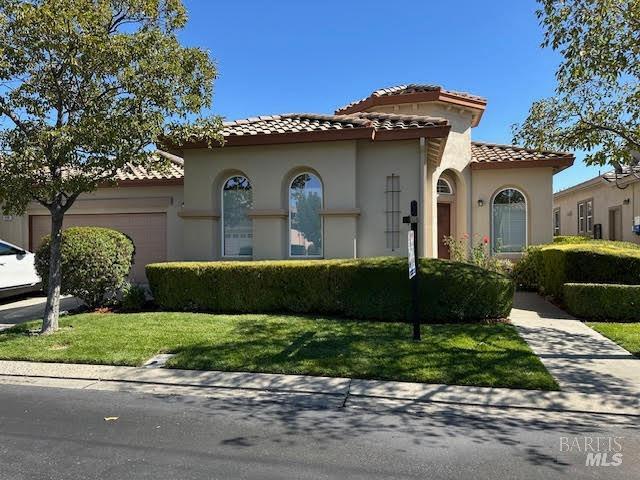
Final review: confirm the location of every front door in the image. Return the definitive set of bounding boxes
[437,203,451,259]
[609,207,622,241]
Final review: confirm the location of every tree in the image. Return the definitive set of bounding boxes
[0,0,222,333]
[513,0,640,170]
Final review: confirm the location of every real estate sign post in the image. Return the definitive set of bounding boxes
[403,200,420,341]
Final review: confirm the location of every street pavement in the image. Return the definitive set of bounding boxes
[0,383,638,480]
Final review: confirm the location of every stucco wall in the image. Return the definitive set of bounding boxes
[553,180,640,243]
[471,167,555,255]
[182,141,360,260]
[0,184,184,260]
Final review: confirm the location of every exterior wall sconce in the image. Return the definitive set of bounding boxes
[477,199,485,207]
[623,198,631,205]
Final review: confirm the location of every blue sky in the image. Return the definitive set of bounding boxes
[180,0,602,191]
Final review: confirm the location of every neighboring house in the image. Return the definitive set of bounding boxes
[553,165,640,244]
[1,84,575,282]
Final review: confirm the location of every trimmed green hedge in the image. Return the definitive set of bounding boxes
[514,239,640,298]
[146,257,514,323]
[564,283,640,321]
[553,235,593,244]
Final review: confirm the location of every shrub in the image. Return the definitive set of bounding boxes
[146,257,514,323]
[553,235,593,244]
[538,243,640,298]
[511,246,543,291]
[36,226,134,308]
[443,234,511,275]
[120,282,147,312]
[563,283,640,321]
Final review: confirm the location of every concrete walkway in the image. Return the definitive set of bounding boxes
[511,292,640,397]
[0,360,639,416]
[0,295,82,330]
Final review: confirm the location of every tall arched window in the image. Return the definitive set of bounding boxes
[289,173,322,257]
[222,175,253,257]
[492,188,526,253]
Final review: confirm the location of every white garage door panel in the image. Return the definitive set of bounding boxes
[30,213,166,283]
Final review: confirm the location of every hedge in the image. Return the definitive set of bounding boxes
[564,283,640,322]
[36,226,134,308]
[513,239,640,298]
[146,257,514,323]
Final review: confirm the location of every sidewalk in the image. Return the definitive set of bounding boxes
[511,292,640,396]
[0,360,639,416]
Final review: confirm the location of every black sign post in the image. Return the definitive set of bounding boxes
[402,200,420,341]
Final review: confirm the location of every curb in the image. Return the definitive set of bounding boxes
[0,360,638,416]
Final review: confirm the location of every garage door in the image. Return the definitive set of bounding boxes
[30,213,167,283]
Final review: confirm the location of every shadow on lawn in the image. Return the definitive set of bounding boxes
[167,318,556,390]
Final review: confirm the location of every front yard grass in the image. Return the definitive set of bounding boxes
[0,312,558,390]
[588,322,640,357]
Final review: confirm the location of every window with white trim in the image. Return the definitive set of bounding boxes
[437,178,453,195]
[577,199,593,234]
[222,176,253,257]
[492,188,527,253]
[553,208,561,236]
[289,173,323,257]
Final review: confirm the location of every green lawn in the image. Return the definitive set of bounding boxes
[0,312,558,390]
[588,322,640,357]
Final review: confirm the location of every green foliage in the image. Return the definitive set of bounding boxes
[443,234,511,275]
[146,257,514,323]
[35,227,134,308]
[0,0,220,215]
[120,282,147,312]
[513,0,640,167]
[539,243,640,298]
[564,283,640,322]
[511,246,543,291]
[553,235,593,244]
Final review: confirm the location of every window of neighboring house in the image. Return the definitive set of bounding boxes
[222,175,253,257]
[289,172,323,257]
[437,178,453,195]
[492,188,527,253]
[553,208,561,236]
[385,174,400,250]
[577,199,593,234]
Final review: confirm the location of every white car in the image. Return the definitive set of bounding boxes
[0,240,42,298]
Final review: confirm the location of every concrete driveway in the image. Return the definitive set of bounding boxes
[0,295,82,330]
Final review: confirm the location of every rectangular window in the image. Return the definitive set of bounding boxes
[577,202,585,233]
[553,208,561,236]
[577,199,593,234]
[385,174,400,250]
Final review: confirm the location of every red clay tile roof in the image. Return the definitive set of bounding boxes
[335,84,487,116]
[222,112,448,137]
[471,141,574,171]
[114,150,184,183]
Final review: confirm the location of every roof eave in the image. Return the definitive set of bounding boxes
[470,156,575,173]
[165,124,451,151]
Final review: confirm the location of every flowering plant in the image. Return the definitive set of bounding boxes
[443,234,511,274]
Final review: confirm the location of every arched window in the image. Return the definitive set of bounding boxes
[289,173,322,257]
[492,188,527,253]
[222,175,253,257]
[437,178,453,195]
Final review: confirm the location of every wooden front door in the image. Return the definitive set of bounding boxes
[437,203,451,259]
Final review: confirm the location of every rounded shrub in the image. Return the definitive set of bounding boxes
[147,257,514,323]
[35,226,135,308]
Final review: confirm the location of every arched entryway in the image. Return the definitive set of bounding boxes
[436,172,457,259]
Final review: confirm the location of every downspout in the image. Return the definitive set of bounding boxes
[419,137,426,257]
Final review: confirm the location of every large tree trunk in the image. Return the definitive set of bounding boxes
[41,210,64,334]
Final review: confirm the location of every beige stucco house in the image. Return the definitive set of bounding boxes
[1,84,574,282]
[553,164,640,243]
